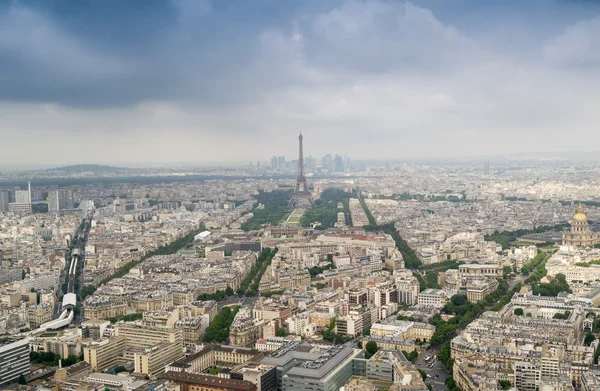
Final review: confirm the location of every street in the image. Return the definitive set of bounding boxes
[217,296,257,310]
[416,347,449,391]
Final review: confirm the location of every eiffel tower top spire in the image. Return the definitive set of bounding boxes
[297,132,305,182]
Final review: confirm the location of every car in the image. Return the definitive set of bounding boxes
[425,356,431,361]
[427,375,432,378]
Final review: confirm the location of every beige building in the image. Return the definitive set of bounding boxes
[134,342,184,377]
[115,324,183,350]
[174,317,206,344]
[83,300,128,321]
[166,344,262,374]
[466,278,499,303]
[83,337,127,371]
[369,320,435,342]
[45,338,81,359]
[27,303,53,329]
[458,264,502,278]
[453,355,499,391]
[130,292,174,312]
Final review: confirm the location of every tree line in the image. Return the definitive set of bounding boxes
[203,306,239,343]
[241,190,292,231]
[237,248,278,296]
[300,188,353,229]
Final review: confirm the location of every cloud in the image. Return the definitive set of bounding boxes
[545,15,600,66]
[1,0,600,165]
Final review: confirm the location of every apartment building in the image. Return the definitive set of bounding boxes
[134,342,184,377]
[83,337,127,372]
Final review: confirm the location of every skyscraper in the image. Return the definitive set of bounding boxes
[483,161,490,175]
[0,191,8,212]
[11,185,32,213]
[15,190,30,204]
[322,154,333,171]
[277,156,285,169]
[49,189,75,211]
[64,189,75,209]
[334,154,344,172]
[48,191,60,213]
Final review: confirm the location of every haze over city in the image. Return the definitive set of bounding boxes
[1,0,600,167]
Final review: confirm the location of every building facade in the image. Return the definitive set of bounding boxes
[0,338,29,386]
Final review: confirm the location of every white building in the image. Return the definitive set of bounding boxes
[417,289,448,307]
[194,231,211,243]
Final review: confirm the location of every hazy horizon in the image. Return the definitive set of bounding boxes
[2,0,600,166]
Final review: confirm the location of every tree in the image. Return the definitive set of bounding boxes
[225,286,234,296]
[403,350,418,362]
[553,311,570,320]
[365,341,379,356]
[18,374,26,385]
[203,306,239,343]
[114,366,127,373]
[585,332,596,347]
[21,270,26,280]
[503,266,512,278]
[514,308,524,316]
[499,380,511,390]
[450,294,468,306]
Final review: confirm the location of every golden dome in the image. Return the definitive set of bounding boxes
[573,204,587,222]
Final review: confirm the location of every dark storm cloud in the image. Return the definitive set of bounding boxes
[0,0,342,107]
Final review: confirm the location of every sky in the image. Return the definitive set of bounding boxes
[1,0,600,167]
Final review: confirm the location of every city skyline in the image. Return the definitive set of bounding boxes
[1,0,600,166]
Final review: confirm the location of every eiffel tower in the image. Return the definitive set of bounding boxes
[289,132,314,208]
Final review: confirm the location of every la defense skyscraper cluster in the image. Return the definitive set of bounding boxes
[288,132,314,209]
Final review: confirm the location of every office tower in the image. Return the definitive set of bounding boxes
[277,156,285,169]
[48,191,60,212]
[0,339,30,386]
[15,190,30,204]
[48,189,75,211]
[64,190,74,209]
[304,155,315,172]
[322,154,333,171]
[483,161,490,175]
[11,187,32,213]
[0,191,8,212]
[271,156,277,170]
[31,189,42,201]
[334,154,344,172]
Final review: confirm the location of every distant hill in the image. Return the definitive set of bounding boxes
[49,164,127,173]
